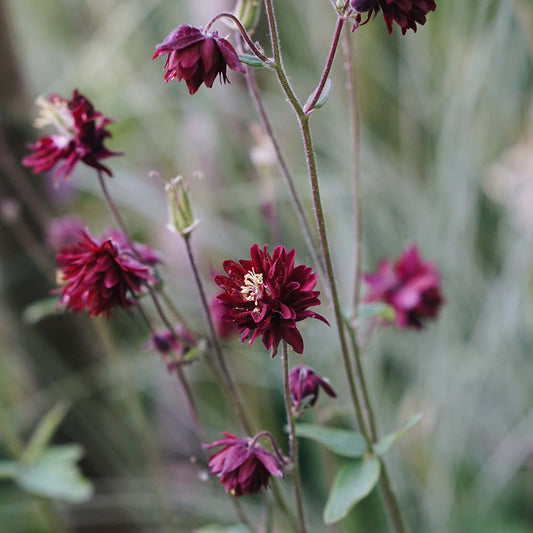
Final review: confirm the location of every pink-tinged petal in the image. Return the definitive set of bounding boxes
[253,448,283,477]
[216,38,246,73]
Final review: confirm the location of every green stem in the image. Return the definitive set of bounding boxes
[281,342,307,533]
[182,235,252,435]
[262,3,408,532]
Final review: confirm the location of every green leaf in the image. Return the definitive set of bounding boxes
[305,78,332,111]
[15,445,93,503]
[22,297,63,325]
[357,302,396,321]
[374,413,424,455]
[295,424,367,458]
[323,457,381,524]
[0,460,17,479]
[238,53,264,68]
[22,402,70,464]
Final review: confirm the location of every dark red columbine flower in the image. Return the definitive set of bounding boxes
[363,245,443,329]
[215,244,329,356]
[351,0,436,35]
[22,90,119,183]
[56,231,157,317]
[204,432,284,497]
[289,366,337,416]
[46,215,86,252]
[152,24,245,95]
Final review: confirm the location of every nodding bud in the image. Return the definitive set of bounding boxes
[165,176,199,237]
[234,0,261,34]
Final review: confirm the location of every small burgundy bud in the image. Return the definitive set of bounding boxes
[289,366,337,415]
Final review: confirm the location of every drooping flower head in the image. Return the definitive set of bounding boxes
[289,366,337,416]
[215,244,329,356]
[152,24,245,95]
[204,432,284,497]
[56,231,157,317]
[46,215,86,252]
[363,245,443,329]
[351,0,436,35]
[22,90,120,182]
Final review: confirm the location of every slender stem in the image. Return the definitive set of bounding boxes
[182,235,252,435]
[304,17,345,114]
[342,28,363,316]
[240,43,325,277]
[205,12,270,63]
[263,4,407,531]
[281,342,307,533]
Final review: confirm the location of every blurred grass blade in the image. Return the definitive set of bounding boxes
[0,460,17,479]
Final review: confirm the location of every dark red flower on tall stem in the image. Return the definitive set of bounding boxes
[289,366,337,416]
[152,24,245,95]
[204,432,284,497]
[56,231,157,317]
[215,244,328,356]
[351,0,436,35]
[363,245,443,329]
[22,90,120,182]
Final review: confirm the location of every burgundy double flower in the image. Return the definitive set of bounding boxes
[215,244,328,355]
[204,432,284,497]
[153,25,245,95]
[351,0,436,34]
[363,245,443,329]
[56,231,157,317]
[23,90,119,182]
[289,366,337,416]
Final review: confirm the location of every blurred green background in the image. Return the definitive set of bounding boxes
[0,0,532,531]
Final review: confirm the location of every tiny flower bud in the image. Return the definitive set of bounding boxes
[289,366,337,415]
[165,176,199,237]
[234,0,261,34]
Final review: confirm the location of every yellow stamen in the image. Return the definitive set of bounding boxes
[240,268,264,305]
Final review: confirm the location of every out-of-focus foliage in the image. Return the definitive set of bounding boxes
[1,0,533,531]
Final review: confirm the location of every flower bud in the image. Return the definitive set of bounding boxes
[234,0,261,34]
[165,176,199,237]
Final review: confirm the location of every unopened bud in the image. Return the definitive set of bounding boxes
[234,0,261,34]
[165,176,199,237]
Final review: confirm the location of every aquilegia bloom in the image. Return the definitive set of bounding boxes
[22,90,119,182]
[363,245,443,329]
[56,231,157,317]
[152,24,245,94]
[351,0,436,34]
[215,244,328,355]
[204,432,284,497]
[289,366,337,416]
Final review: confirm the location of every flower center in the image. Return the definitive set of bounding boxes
[241,269,264,304]
[34,95,75,138]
